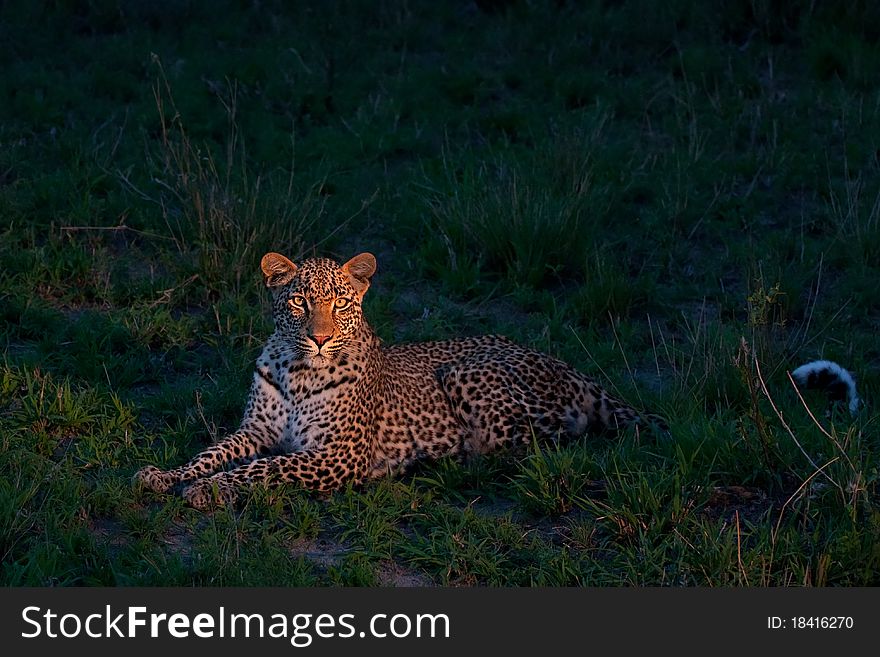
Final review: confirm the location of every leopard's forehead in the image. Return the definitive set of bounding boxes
[290,257,352,300]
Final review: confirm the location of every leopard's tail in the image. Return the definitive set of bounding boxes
[791,360,860,415]
[589,390,669,436]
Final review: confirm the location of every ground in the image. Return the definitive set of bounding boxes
[1,0,879,586]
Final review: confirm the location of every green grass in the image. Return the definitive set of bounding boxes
[1,0,879,586]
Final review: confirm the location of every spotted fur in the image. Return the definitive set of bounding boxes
[135,251,665,509]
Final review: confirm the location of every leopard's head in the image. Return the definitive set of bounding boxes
[260,251,376,367]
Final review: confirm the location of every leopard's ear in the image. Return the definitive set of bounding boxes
[260,252,298,288]
[340,252,377,298]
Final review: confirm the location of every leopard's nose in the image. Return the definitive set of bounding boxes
[309,334,332,347]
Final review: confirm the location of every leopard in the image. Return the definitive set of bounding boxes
[135,250,666,509]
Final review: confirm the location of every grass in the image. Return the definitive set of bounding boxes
[1,0,879,586]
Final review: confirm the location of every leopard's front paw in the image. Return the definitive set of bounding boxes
[134,465,178,493]
[182,476,237,510]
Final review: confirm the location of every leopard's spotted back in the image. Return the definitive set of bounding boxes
[136,251,663,508]
[370,335,648,476]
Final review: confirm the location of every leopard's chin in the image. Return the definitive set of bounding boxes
[305,352,335,369]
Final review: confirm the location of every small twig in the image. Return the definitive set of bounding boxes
[607,311,642,406]
[786,370,856,473]
[686,179,725,240]
[569,327,622,399]
[753,354,842,495]
[800,252,822,348]
[194,390,219,443]
[796,296,852,353]
[147,274,199,309]
[114,166,161,203]
[735,510,749,586]
[288,47,314,75]
[682,301,707,390]
[314,188,379,251]
[673,527,697,554]
[60,224,175,242]
[771,456,839,547]
[647,313,661,379]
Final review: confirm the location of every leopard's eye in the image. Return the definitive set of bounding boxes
[288,295,306,309]
[333,298,351,310]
